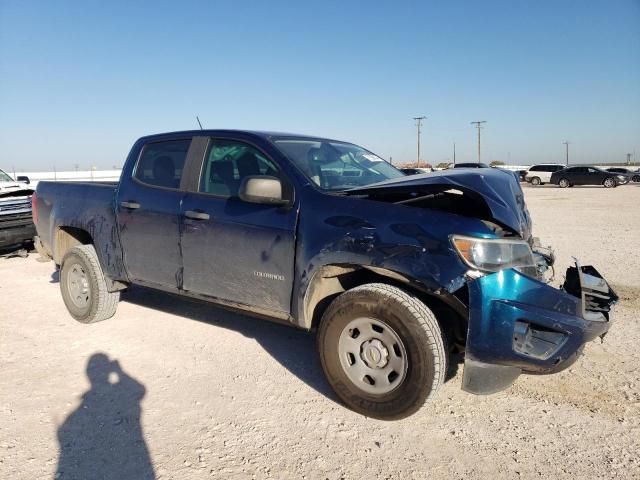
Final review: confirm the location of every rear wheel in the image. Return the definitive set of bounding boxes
[60,245,119,323]
[530,177,541,186]
[318,283,447,420]
[558,178,570,188]
[603,177,616,188]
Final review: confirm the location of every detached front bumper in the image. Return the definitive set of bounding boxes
[462,263,617,395]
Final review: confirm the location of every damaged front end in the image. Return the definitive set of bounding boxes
[461,254,617,395]
[0,188,36,249]
[344,169,617,395]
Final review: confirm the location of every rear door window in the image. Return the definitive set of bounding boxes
[134,139,191,189]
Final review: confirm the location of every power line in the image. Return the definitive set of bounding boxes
[470,121,487,163]
[413,116,426,167]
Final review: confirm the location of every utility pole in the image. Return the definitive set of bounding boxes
[627,153,632,166]
[453,142,456,165]
[413,116,426,167]
[470,121,487,163]
[563,141,570,165]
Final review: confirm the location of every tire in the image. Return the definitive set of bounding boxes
[318,283,446,420]
[558,178,570,188]
[603,177,616,188]
[632,175,639,183]
[530,177,541,186]
[60,244,119,323]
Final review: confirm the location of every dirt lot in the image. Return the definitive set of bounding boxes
[1,183,639,480]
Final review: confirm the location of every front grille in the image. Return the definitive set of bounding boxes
[0,201,31,213]
[0,211,33,228]
[563,264,618,320]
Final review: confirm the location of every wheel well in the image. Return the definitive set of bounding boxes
[54,227,93,264]
[305,265,468,350]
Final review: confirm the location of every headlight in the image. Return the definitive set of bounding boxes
[617,175,626,181]
[451,235,535,273]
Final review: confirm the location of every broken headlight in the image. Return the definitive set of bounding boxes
[451,235,536,274]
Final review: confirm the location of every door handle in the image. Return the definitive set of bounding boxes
[120,201,141,210]
[184,210,210,220]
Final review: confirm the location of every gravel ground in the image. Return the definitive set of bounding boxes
[1,183,639,480]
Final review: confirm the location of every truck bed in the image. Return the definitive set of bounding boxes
[35,181,127,279]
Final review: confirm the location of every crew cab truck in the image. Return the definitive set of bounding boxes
[34,130,617,419]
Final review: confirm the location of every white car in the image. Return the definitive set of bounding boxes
[524,164,566,186]
[0,168,35,249]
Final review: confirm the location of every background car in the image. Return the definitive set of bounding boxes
[607,167,640,183]
[515,169,528,182]
[550,166,627,188]
[524,164,565,186]
[453,162,490,168]
[400,167,433,175]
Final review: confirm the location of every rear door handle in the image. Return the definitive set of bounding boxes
[184,210,210,221]
[120,201,141,209]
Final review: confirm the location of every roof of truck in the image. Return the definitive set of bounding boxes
[138,129,348,144]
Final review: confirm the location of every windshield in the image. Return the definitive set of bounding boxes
[274,139,405,191]
[0,169,14,182]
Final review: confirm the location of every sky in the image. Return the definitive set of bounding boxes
[1,0,639,170]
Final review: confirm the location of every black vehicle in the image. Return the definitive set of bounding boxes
[453,162,490,168]
[550,166,627,188]
[607,167,640,183]
[515,170,528,182]
[400,167,432,175]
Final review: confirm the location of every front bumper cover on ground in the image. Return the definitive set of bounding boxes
[462,263,617,395]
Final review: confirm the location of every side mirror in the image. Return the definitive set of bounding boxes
[17,176,30,185]
[239,176,289,206]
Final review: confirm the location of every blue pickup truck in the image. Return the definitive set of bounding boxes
[34,130,617,419]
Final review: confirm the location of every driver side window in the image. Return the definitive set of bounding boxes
[199,140,280,197]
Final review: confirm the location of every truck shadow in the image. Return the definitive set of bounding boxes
[121,286,339,403]
[121,286,462,404]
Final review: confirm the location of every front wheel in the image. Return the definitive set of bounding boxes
[558,178,570,188]
[603,177,616,188]
[318,283,447,420]
[60,244,120,323]
[530,177,541,186]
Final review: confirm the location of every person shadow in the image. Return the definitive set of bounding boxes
[55,353,155,480]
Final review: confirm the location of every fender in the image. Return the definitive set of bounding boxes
[296,262,469,330]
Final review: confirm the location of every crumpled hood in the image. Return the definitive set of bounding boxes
[345,168,532,239]
[0,180,34,200]
[0,180,27,192]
